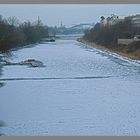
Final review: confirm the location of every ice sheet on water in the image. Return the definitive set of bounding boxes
[0,39,140,135]
[0,79,140,135]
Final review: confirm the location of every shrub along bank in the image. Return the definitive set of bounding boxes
[0,15,49,52]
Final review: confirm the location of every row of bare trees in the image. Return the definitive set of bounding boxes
[0,15,49,52]
[84,16,140,48]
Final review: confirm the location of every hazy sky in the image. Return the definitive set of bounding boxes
[0,4,140,27]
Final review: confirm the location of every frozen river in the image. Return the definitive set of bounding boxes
[0,36,140,136]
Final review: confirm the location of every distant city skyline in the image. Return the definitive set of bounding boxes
[0,4,140,27]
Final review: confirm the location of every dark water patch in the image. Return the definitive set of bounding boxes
[0,83,5,88]
[0,121,6,136]
[0,121,5,127]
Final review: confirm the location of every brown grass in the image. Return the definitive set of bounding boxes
[78,38,140,61]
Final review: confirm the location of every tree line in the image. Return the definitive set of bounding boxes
[0,15,49,52]
[83,15,140,48]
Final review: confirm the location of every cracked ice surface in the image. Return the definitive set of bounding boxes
[0,38,140,136]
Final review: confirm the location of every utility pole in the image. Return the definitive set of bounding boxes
[61,21,63,28]
[38,16,40,26]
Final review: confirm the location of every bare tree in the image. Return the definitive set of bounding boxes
[7,16,19,26]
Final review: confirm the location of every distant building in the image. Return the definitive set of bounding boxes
[130,14,140,27]
[100,14,140,27]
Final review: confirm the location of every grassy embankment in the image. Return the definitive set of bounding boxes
[78,38,140,61]
[81,15,140,60]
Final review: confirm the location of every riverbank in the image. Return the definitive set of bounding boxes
[0,15,50,53]
[78,38,140,61]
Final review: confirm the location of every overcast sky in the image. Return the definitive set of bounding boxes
[0,4,140,27]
